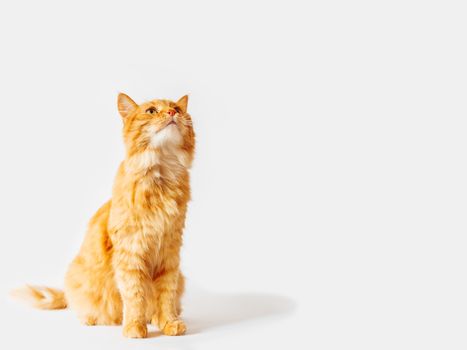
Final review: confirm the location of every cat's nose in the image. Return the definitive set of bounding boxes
[167,109,176,117]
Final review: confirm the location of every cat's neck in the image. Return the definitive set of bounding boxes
[123,147,189,182]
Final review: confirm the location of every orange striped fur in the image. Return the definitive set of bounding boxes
[14,93,195,338]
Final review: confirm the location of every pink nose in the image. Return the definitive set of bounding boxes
[167,109,176,117]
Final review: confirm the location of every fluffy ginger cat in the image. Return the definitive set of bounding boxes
[13,93,195,338]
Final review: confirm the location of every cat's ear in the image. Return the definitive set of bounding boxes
[118,93,138,118]
[176,95,189,113]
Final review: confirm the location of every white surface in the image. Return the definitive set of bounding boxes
[0,1,466,349]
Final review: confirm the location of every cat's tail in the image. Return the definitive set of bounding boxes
[10,285,67,310]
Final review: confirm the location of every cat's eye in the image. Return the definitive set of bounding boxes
[146,107,158,114]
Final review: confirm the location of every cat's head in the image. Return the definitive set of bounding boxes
[117,93,195,161]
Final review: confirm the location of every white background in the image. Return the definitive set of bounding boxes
[0,1,466,349]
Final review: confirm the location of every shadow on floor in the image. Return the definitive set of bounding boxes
[181,288,296,334]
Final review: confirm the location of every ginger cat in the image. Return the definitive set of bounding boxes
[13,93,195,338]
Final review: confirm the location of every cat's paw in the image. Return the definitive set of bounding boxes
[81,316,97,326]
[162,319,186,336]
[123,321,148,338]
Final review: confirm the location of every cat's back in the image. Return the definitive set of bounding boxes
[74,200,113,262]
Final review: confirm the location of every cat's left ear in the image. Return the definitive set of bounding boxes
[176,95,189,113]
[118,93,138,118]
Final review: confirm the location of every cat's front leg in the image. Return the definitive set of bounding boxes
[152,269,186,336]
[114,250,148,338]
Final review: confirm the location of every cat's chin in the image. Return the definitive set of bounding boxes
[150,124,183,149]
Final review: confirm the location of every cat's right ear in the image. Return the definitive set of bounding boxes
[118,93,138,118]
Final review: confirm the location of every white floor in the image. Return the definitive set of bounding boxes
[2,283,298,350]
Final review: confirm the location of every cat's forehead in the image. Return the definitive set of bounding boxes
[142,99,176,108]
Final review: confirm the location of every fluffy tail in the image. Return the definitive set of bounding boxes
[10,285,67,310]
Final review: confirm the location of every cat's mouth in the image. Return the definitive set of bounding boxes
[164,120,178,129]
